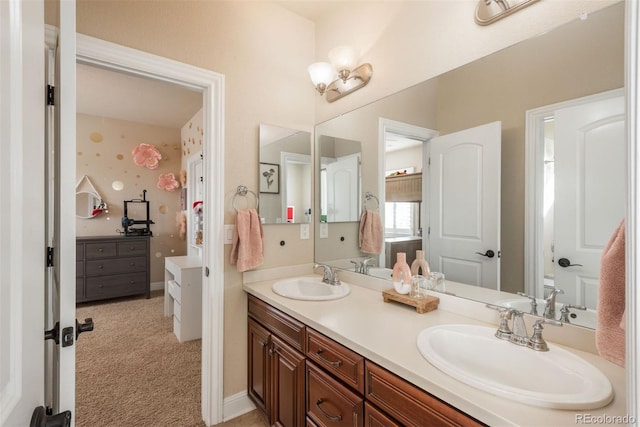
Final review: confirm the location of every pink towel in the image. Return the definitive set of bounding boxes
[230,209,264,272]
[595,219,625,367]
[359,210,382,254]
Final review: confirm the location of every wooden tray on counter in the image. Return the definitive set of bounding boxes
[382,289,439,314]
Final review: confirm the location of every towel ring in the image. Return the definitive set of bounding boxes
[363,192,379,210]
[233,185,259,212]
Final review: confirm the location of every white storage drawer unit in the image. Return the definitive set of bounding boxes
[164,256,202,342]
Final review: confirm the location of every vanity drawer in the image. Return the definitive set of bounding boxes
[118,240,147,256]
[85,256,147,276]
[364,402,401,427]
[365,361,485,427]
[85,272,147,299]
[307,361,364,427]
[306,328,365,394]
[85,242,117,258]
[248,295,305,352]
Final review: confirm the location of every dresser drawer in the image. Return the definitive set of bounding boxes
[248,295,305,352]
[307,361,364,427]
[364,402,401,427]
[76,261,84,278]
[307,328,365,394]
[85,272,147,299]
[365,361,485,427]
[85,242,117,258]
[118,240,147,256]
[76,278,84,300]
[76,244,85,260]
[85,256,147,276]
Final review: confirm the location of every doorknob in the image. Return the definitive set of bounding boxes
[475,250,495,258]
[76,318,94,340]
[558,258,583,268]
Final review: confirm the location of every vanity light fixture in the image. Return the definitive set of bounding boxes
[308,45,373,103]
[474,0,540,26]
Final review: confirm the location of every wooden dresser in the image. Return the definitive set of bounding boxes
[76,235,151,303]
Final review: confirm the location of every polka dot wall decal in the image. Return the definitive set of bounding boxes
[89,132,103,143]
[159,205,168,214]
[116,154,124,160]
[136,174,140,178]
[78,151,83,156]
[95,153,101,157]
[155,252,162,258]
[171,249,175,253]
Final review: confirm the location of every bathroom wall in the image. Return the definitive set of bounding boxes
[76,113,187,283]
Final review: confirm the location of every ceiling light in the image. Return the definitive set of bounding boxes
[308,45,372,103]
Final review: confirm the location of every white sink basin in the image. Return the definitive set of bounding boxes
[367,267,393,280]
[272,276,351,301]
[417,324,613,409]
[498,298,597,329]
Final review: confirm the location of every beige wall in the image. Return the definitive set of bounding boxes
[76,114,187,283]
[54,0,621,406]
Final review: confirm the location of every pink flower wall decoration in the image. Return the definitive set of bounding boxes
[157,172,180,192]
[132,143,162,169]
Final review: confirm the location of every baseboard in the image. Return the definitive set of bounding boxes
[222,390,256,422]
[150,281,164,292]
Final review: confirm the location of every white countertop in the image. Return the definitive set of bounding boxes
[243,272,627,427]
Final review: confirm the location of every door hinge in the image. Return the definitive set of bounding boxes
[46,85,55,106]
[428,157,431,166]
[200,176,203,182]
[47,247,54,267]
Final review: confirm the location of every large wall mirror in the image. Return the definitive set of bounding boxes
[314,2,624,330]
[259,124,312,224]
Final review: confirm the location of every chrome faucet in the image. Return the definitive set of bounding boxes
[486,304,562,351]
[314,263,341,286]
[517,292,539,316]
[361,257,376,275]
[543,287,565,320]
[350,260,362,273]
[558,304,587,324]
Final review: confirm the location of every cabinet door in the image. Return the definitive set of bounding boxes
[248,318,271,420]
[271,334,306,427]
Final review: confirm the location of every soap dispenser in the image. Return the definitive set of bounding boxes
[392,252,412,294]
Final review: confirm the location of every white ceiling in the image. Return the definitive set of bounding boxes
[76,63,203,129]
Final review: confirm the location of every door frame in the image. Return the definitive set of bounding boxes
[75,33,226,425]
[524,88,624,299]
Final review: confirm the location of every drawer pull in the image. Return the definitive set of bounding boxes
[97,265,103,269]
[316,349,342,367]
[316,399,342,422]
[98,248,103,252]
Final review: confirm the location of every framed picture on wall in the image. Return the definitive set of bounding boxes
[259,163,279,194]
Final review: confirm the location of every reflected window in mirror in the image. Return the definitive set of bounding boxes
[259,124,312,225]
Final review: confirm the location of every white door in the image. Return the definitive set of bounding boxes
[325,153,360,222]
[553,94,625,308]
[0,1,76,425]
[0,1,46,424]
[429,122,501,289]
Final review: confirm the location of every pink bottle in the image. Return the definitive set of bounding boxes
[392,252,412,286]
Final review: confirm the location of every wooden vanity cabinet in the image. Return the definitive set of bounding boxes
[248,295,485,427]
[248,296,306,426]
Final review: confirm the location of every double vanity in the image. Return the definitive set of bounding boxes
[243,267,626,426]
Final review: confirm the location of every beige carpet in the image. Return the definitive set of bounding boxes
[76,291,204,427]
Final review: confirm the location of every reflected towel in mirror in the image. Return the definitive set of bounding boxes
[595,219,625,367]
[359,210,382,254]
[230,208,264,272]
